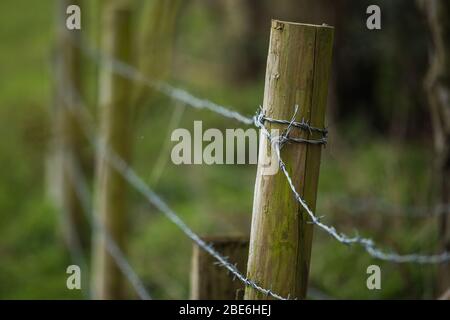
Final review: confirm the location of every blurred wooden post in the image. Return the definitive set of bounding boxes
[52,0,90,253]
[190,237,249,300]
[92,6,133,300]
[245,20,334,300]
[133,0,182,107]
[420,0,450,294]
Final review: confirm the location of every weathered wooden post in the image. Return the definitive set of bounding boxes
[92,5,133,299]
[190,236,249,300]
[245,20,334,300]
[420,0,450,295]
[52,0,90,254]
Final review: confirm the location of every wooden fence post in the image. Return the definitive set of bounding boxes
[92,5,133,300]
[245,20,334,300]
[133,0,182,108]
[420,0,450,294]
[190,236,249,300]
[52,0,90,254]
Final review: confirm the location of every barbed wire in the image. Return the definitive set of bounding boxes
[77,40,450,264]
[76,40,254,126]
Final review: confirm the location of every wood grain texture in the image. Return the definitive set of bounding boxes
[245,20,333,300]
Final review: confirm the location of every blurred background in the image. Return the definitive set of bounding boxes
[0,0,449,299]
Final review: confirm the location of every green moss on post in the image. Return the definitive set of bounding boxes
[245,20,334,300]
